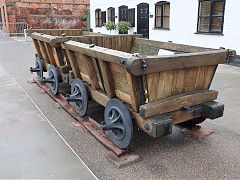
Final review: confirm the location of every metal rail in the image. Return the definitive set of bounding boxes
[0,22,28,37]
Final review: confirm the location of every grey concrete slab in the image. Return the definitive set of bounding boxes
[0,59,96,179]
[0,35,240,179]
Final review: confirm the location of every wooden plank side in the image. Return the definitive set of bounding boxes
[133,38,211,53]
[38,40,50,63]
[183,67,198,93]
[98,60,115,98]
[204,65,218,89]
[194,66,207,90]
[63,41,134,66]
[139,90,218,118]
[125,71,141,112]
[126,49,230,76]
[81,54,100,89]
[159,70,174,99]
[44,42,56,66]
[146,72,159,102]
[65,49,81,78]
[115,90,131,104]
[52,47,64,67]
[171,69,185,95]
[33,39,43,58]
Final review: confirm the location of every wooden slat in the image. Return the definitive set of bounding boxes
[98,60,115,98]
[183,67,198,92]
[38,40,50,63]
[146,72,159,102]
[33,39,43,58]
[62,41,134,66]
[65,49,81,78]
[133,38,211,53]
[52,47,64,67]
[30,32,57,45]
[81,54,99,89]
[204,65,217,89]
[126,49,231,76]
[44,42,56,65]
[194,66,207,90]
[139,90,218,118]
[125,71,141,112]
[115,90,131,104]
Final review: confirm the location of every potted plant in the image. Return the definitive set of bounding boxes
[118,21,131,34]
[104,21,117,34]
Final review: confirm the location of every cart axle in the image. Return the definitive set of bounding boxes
[30,66,40,73]
[66,92,82,102]
[41,76,55,83]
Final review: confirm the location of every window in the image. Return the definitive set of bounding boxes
[128,8,135,27]
[95,9,101,27]
[108,7,115,22]
[119,5,128,22]
[197,0,225,34]
[101,11,106,26]
[155,1,170,29]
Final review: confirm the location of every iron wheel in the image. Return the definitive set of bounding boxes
[104,98,133,149]
[71,78,88,116]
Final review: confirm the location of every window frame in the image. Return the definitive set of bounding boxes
[101,11,106,26]
[197,0,226,34]
[119,5,128,22]
[128,8,135,27]
[95,8,102,27]
[154,1,170,29]
[107,7,115,23]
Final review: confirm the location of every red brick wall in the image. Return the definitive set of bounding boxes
[3,0,89,29]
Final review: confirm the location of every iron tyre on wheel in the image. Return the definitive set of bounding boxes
[70,78,88,117]
[41,65,59,95]
[103,98,133,149]
[30,57,45,80]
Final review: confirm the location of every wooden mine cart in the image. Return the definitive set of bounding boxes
[30,31,236,149]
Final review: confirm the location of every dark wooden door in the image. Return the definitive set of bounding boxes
[137,3,149,38]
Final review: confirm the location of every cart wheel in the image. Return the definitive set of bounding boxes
[66,78,88,117]
[30,57,45,80]
[41,65,59,95]
[102,98,133,149]
[178,117,206,128]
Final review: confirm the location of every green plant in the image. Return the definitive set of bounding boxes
[6,2,15,7]
[46,13,50,18]
[104,21,116,34]
[118,21,131,34]
[81,14,87,21]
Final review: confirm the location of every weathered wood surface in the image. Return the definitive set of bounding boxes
[27,29,84,36]
[126,49,234,76]
[62,40,135,66]
[98,59,115,98]
[133,38,212,53]
[139,90,218,118]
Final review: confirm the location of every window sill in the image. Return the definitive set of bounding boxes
[95,26,102,28]
[195,32,224,36]
[153,28,170,31]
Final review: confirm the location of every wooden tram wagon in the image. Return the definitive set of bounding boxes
[30,31,236,149]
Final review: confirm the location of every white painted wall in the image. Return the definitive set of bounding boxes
[90,0,240,54]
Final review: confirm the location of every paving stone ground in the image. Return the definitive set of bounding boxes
[0,54,96,179]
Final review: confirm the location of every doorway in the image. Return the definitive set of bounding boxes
[137,3,149,38]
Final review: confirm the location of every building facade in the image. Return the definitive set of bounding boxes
[0,0,89,31]
[90,0,240,54]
